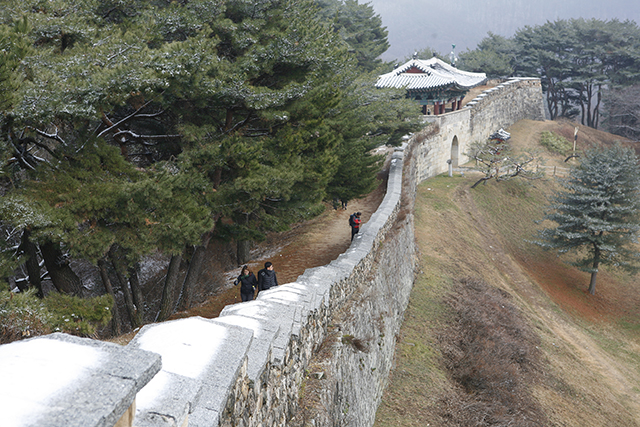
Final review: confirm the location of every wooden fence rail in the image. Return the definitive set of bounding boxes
[536,165,570,177]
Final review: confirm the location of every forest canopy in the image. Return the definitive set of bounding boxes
[0,0,419,334]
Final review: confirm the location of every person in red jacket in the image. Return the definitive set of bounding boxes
[349,212,361,241]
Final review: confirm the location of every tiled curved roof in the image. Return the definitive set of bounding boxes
[376,57,486,91]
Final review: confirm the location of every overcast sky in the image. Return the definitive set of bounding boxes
[365,0,640,62]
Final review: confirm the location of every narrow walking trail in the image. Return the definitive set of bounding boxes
[171,168,388,321]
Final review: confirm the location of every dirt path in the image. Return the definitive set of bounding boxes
[172,167,389,320]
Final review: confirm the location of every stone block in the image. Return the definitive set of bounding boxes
[219,299,296,366]
[187,406,219,427]
[190,321,254,423]
[213,314,278,382]
[0,333,160,427]
[129,317,253,427]
[134,371,195,427]
[295,276,333,310]
[258,282,316,316]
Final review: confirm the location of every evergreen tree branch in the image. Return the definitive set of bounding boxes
[96,98,155,138]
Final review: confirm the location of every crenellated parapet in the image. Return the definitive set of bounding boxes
[467,78,546,143]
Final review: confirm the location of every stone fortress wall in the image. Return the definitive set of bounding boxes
[0,78,545,427]
[417,78,546,181]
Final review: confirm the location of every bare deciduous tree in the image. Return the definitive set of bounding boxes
[602,85,640,141]
[467,133,542,188]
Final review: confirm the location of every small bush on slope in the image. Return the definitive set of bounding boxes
[437,278,546,426]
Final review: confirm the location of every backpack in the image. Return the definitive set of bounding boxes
[349,213,356,227]
[353,217,361,229]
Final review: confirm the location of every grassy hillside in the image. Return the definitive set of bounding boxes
[374,120,640,426]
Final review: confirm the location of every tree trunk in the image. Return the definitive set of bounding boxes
[593,88,602,129]
[177,234,212,311]
[225,109,233,131]
[588,248,600,295]
[98,258,121,336]
[546,77,558,120]
[588,270,598,295]
[109,246,142,328]
[471,175,493,189]
[237,240,251,265]
[19,230,43,297]
[41,241,83,296]
[128,264,145,323]
[156,250,183,322]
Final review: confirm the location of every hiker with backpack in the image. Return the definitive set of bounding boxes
[257,261,278,292]
[349,212,361,241]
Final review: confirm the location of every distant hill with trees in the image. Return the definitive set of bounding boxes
[456,18,640,140]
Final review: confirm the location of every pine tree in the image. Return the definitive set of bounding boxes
[315,0,389,72]
[458,32,515,77]
[513,18,640,126]
[325,69,420,203]
[534,145,640,295]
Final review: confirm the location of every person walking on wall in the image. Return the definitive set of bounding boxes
[257,261,278,292]
[234,265,258,302]
[349,212,362,241]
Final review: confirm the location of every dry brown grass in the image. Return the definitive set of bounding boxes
[437,278,545,426]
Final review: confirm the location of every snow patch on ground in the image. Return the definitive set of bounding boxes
[138,251,170,284]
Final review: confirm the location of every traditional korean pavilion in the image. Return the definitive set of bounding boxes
[376,56,486,115]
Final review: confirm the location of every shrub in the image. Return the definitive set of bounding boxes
[437,278,546,426]
[0,289,52,343]
[44,293,113,337]
[341,334,370,352]
[540,131,572,155]
[0,290,113,343]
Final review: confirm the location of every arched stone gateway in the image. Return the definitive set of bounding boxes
[451,136,459,167]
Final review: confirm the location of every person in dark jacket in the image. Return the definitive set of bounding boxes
[349,212,361,241]
[257,261,278,292]
[234,265,257,302]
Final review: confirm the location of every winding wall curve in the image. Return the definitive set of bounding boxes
[0,78,545,427]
